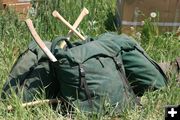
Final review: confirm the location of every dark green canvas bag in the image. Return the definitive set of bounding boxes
[50,33,167,113]
[1,41,59,102]
[1,32,167,114]
[51,36,137,113]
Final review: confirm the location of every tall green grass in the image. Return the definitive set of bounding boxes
[136,18,180,61]
[0,0,180,119]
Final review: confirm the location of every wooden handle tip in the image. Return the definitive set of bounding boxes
[25,18,31,23]
[83,7,89,15]
[52,10,58,17]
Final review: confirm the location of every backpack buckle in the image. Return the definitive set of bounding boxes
[79,64,85,77]
[80,67,85,77]
[113,57,122,70]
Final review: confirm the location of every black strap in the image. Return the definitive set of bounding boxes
[112,57,141,105]
[51,36,73,54]
[112,57,129,89]
[79,64,92,107]
[112,57,123,71]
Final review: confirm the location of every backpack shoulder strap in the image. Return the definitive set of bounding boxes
[51,36,73,54]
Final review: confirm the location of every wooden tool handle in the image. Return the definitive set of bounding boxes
[60,7,89,48]
[67,7,89,37]
[25,19,57,62]
[52,10,86,40]
[7,99,60,111]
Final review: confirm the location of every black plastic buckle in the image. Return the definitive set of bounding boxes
[113,57,122,70]
[79,64,85,77]
[80,67,85,77]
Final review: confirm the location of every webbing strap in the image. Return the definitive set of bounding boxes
[79,64,92,107]
[113,57,122,70]
[112,57,130,92]
[112,57,128,84]
[112,57,141,105]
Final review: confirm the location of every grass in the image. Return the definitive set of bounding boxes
[0,0,180,119]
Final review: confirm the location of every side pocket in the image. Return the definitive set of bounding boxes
[1,41,38,100]
[121,45,168,96]
[135,45,168,83]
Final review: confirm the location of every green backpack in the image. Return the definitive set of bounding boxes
[1,41,59,102]
[1,32,167,113]
[50,32,167,113]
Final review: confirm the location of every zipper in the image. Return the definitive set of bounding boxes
[96,56,105,68]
